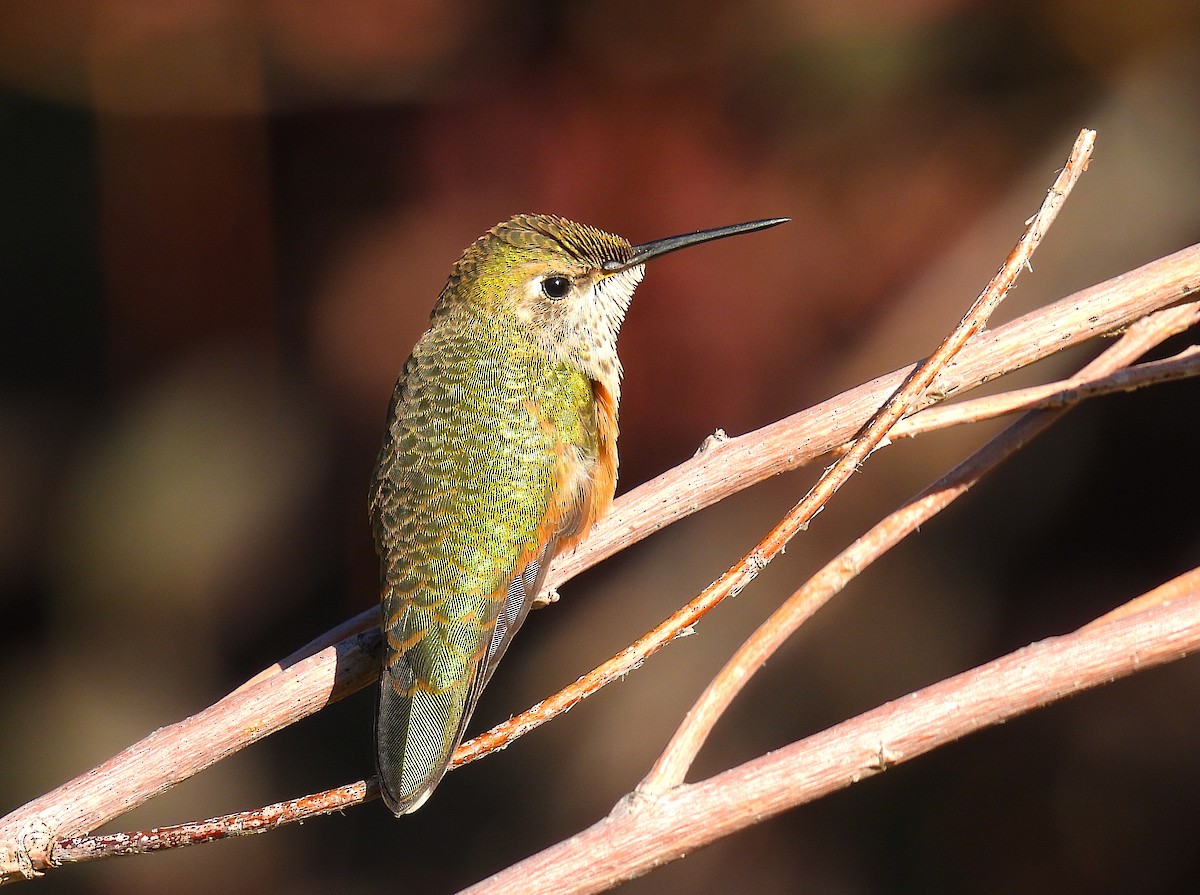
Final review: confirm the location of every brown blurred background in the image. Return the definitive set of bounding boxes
[2,1,1199,893]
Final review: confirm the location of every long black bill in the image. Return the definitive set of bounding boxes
[604,217,789,272]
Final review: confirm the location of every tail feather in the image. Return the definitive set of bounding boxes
[376,665,470,815]
[375,553,553,815]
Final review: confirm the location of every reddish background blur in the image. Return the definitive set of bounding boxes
[2,2,1199,893]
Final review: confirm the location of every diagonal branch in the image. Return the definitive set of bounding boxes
[885,341,1200,437]
[640,298,1200,793]
[461,571,1200,895]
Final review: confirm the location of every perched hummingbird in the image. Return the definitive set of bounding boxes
[370,213,788,815]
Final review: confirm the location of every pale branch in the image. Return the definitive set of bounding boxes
[1086,567,1200,629]
[640,299,1200,793]
[461,572,1200,895]
[886,339,1200,438]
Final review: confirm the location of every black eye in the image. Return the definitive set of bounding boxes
[541,276,571,299]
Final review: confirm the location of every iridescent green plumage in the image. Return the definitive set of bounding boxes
[371,213,788,815]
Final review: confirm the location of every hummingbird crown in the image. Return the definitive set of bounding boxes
[494,214,634,268]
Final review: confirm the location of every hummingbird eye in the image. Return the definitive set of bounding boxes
[541,276,571,300]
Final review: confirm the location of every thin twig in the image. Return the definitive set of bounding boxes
[637,127,1096,795]
[640,299,1200,794]
[51,781,377,866]
[887,336,1200,440]
[1085,566,1200,629]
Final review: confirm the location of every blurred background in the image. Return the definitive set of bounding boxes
[2,1,1199,892]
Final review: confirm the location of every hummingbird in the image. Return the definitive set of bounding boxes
[370,213,788,815]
